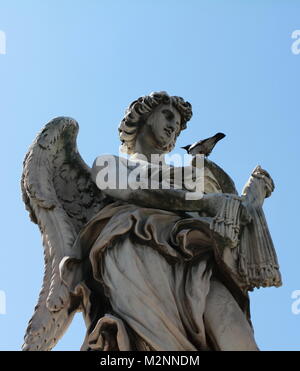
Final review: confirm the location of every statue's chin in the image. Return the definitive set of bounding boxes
[154,138,174,154]
[154,143,172,154]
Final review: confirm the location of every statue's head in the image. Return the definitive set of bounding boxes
[119,91,192,154]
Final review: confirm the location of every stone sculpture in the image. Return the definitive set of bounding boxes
[21,91,281,351]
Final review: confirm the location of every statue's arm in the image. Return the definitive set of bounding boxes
[104,186,214,212]
[91,156,245,215]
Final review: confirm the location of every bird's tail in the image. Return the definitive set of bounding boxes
[214,132,226,141]
[181,145,190,152]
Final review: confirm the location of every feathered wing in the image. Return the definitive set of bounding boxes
[21,117,108,350]
[204,158,238,194]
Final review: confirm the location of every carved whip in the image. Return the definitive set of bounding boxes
[210,166,282,289]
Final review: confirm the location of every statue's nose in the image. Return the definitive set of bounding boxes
[167,123,175,132]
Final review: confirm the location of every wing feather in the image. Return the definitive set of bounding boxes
[21,117,107,350]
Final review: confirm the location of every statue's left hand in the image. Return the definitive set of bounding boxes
[253,166,275,197]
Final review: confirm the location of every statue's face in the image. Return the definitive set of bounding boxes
[145,103,181,150]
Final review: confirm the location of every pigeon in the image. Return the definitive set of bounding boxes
[181,132,226,157]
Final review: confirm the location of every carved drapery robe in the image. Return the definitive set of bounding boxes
[61,157,280,350]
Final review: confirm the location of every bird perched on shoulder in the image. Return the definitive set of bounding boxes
[181,132,226,157]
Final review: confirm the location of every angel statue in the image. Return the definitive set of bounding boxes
[21,91,281,351]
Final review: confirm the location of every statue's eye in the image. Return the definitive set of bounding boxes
[162,109,174,121]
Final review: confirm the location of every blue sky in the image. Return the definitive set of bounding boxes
[0,0,300,350]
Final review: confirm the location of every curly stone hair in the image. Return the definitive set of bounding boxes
[119,91,193,154]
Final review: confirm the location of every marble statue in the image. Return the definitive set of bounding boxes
[21,91,281,351]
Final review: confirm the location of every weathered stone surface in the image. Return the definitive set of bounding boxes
[22,91,281,351]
